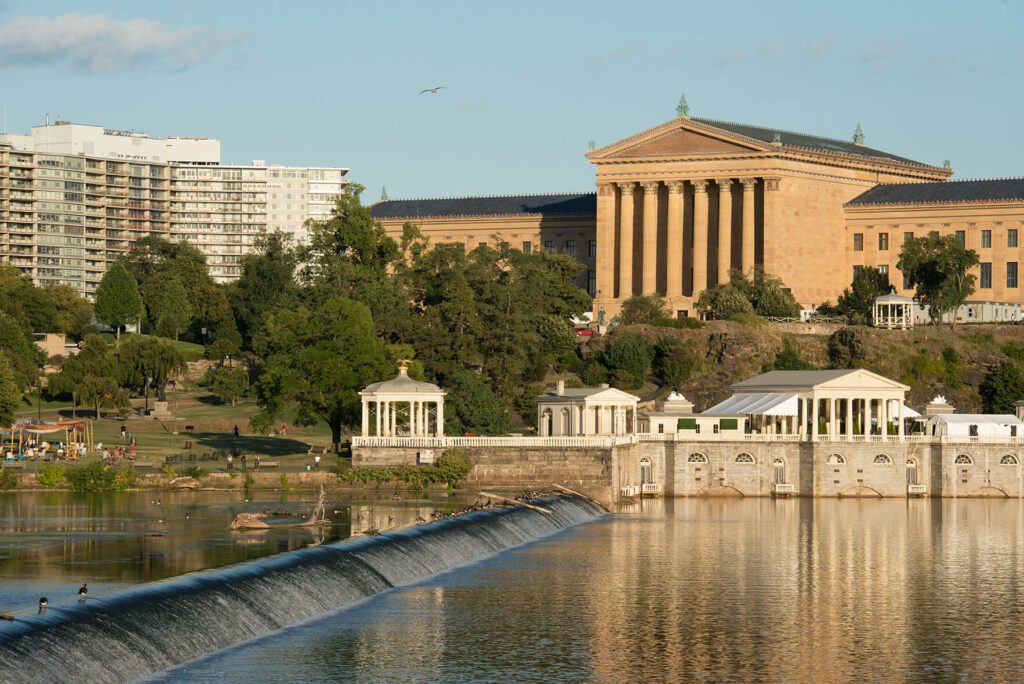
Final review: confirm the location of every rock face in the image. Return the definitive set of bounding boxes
[168,476,200,490]
[230,512,269,530]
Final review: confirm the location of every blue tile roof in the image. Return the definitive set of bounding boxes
[848,178,1024,206]
[370,192,596,219]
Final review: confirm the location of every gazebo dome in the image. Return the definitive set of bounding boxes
[874,292,914,304]
[362,366,443,394]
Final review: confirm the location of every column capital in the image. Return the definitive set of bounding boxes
[617,181,637,192]
[714,178,733,191]
[640,181,660,194]
[692,179,708,193]
[597,182,615,196]
[764,177,782,191]
[740,177,757,191]
[667,180,685,193]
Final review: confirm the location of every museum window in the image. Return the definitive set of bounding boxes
[878,232,889,250]
[588,239,597,257]
[543,240,554,254]
[980,262,992,289]
[1010,229,1019,248]
[903,231,914,244]
[873,454,892,465]
[982,230,992,248]
[735,453,754,464]
[853,233,864,251]
[477,242,487,251]
[522,241,532,254]
[587,270,596,296]
[1008,262,1018,288]
[827,454,846,465]
[687,453,708,463]
[878,264,889,276]
[955,230,966,246]
[565,240,576,257]
[954,454,973,465]
[1001,455,1019,466]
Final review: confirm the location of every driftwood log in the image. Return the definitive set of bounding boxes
[230,512,269,530]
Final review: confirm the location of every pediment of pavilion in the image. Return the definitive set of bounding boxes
[816,369,910,393]
[587,119,765,160]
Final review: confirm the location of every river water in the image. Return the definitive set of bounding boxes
[3,493,1024,682]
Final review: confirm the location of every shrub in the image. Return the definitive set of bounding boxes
[174,465,207,479]
[650,317,703,330]
[66,463,136,492]
[696,285,754,320]
[37,464,67,488]
[0,469,18,490]
[980,361,1024,414]
[279,473,291,490]
[617,295,669,325]
[337,450,472,488]
[602,332,654,389]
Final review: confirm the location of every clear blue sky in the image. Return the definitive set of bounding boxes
[1,0,1021,199]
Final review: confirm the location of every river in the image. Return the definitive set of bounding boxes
[3,493,1024,682]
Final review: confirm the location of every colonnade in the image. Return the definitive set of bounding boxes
[362,399,444,437]
[799,397,906,439]
[539,405,637,436]
[596,177,776,304]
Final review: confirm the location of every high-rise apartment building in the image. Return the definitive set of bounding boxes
[0,120,348,294]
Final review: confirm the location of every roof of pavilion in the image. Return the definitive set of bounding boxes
[730,369,910,392]
[361,368,444,395]
[847,178,1024,206]
[535,386,638,403]
[369,192,597,219]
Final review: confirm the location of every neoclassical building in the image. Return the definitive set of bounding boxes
[371,109,1024,318]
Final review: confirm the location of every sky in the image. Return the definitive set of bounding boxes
[1,0,1022,200]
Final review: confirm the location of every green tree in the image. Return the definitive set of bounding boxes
[696,284,755,320]
[116,336,186,408]
[897,234,979,325]
[0,310,45,390]
[252,297,392,450]
[980,361,1024,414]
[654,336,700,389]
[49,334,125,418]
[0,351,21,426]
[229,232,298,348]
[150,277,193,340]
[835,267,891,324]
[618,295,669,325]
[602,332,654,389]
[94,262,142,338]
[766,338,814,371]
[729,268,801,318]
[206,313,243,360]
[45,284,95,339]
[443,370,513,435]
[205,366,249,406]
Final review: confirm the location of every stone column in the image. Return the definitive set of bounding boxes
[846,398,854,438]
[437,401,444,437]
[666,181,685,298]
[716,178,732,285]
[617,182,636,298]
[641,181,660,295]
[762,178,781,276]
[595,183,616,307]
[811,398,819,439]
[829,399,836,438]
[389,402,396,436]
[692,180,709,296]
[897,401,904,438]
[881,398,889,437]
[362,400,369,437]
[375,401,382,436]
[741,178,756,274]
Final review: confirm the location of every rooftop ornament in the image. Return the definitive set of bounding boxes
[676,94,690,119]
[771,132,782,147]
[853,123,865,146]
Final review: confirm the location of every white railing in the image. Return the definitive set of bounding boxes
[620,485,640,498]
[352,435,640,449]
[774,483,796,494]
[641,483,663,495]
[907,484,927,495]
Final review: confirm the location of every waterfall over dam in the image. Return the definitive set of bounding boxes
[0,494,604,683]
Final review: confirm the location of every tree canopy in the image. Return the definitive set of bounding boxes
[95,262,143,338]
[897,234,979,325]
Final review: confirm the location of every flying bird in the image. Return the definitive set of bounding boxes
[419,86,446,95]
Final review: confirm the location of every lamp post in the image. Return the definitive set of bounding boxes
[171,380,178,435]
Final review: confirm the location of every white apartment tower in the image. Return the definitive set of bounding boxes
[0,120,348,294]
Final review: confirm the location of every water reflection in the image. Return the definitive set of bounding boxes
[158,498,1024,683]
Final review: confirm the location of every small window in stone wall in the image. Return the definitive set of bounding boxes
[1000,455,1019,466]
[954,454,974,465]
[873,454,892,465]
[687,453,708,463]
[720,419,738,431]
[735,453,754,464]
[828,454,846,464]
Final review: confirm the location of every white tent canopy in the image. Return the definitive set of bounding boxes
[703,393,800,417]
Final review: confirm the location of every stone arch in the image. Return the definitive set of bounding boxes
[1000,454,1020,466]
[703,485,745,497]
[971,486,1010,498]
[840,485,884,498]
[827,453,846,465]
[687,452,708,463]
[873,454,893,465]
[735,452,755,464]
[954,454,974,465]
[540,408,553,437]
[639,457,653,484]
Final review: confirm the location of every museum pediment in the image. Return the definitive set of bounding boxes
[594,122,763,160]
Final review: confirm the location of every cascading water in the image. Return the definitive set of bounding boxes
[0,494,604,683]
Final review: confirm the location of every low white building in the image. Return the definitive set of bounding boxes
[536,381,638,436]
[926,414,1024,438]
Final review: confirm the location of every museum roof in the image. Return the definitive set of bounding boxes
[847,178,1024,206]
[691,117,928,165]
[370,192,597,219]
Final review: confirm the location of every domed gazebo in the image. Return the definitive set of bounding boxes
[359,362,445,437]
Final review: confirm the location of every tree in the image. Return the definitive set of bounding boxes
[0,310,45,390]
[618,295,669,325]
[729,268,801,318]
[229,232,299,348]
[766,338,814,371]
[0,351,19,427]
[897,234,979,325]
[696,284,754,320]
[980,362,1024,414]
[116,337,186,408]
[602,332,654,389]
[45,284,95,339]
[206,314,242,360]
[150,277,193,340]
[654,337,700,389]
[205,366,249,406]
[252,297,392,451]
[443,370,513,435]
[835,267,891,324]
[95,262,142,338]
[49,335,125,418]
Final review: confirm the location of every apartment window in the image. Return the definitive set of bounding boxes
[587,270,596,296]
[955,230,966,246]
[980,262,992,289]
[853,233,864,251]
[543,240,554,254]
[477,242,487,251]
[1010,229,1019,248]
[1008,262,1019,288]
[929,230,939,238]
[500,241,510,253]
[982,230,992,248]
[903,231,914,244]
[878,264,889,276]
[878,233,889,251]
[522,241,532,254]
[588,239,597,257]
[565,240,576,257]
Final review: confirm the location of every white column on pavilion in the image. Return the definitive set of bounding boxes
[846,398,853,438]
[362,400,369,437]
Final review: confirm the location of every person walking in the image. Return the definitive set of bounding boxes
[254,455,261,470]
[314,454,321,470]
[240,454,247,470]
[233,424,240,439]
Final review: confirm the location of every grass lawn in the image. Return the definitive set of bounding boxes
[96,332,206,361]
[11,391,342,472]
